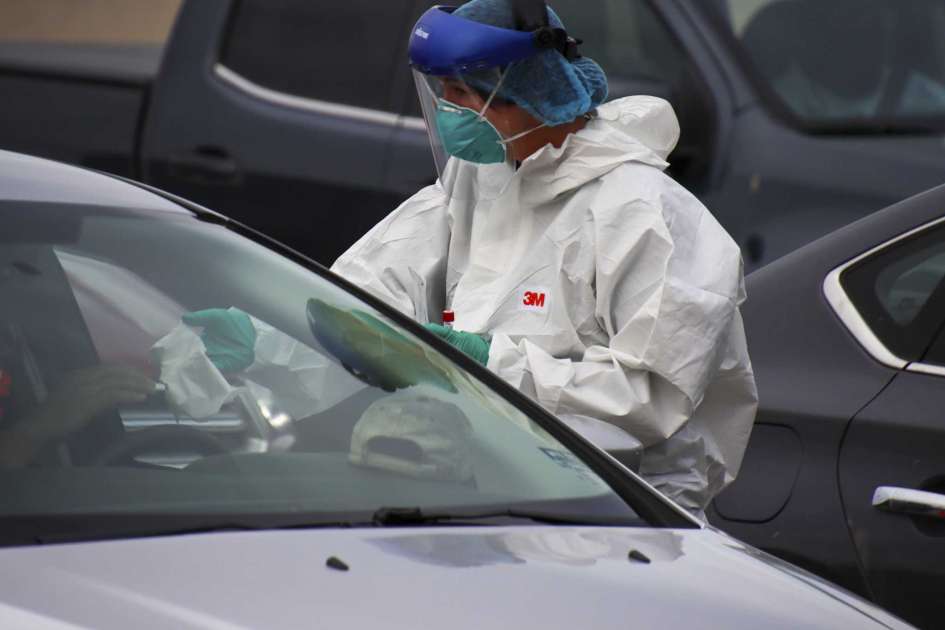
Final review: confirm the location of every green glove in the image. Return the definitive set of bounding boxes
[423,324,491,366]
[182,308,257,373]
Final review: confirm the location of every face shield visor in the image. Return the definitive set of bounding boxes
[412,66,545,178]
[408,5,581,182]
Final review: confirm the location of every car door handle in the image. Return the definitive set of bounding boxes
[872,486,945,519]
[167,146,241,185]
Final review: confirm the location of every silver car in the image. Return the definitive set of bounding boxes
[0,150,913,629]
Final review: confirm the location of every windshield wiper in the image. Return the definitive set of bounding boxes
[20,516,369,546]
[371,506,628,527]
[10,508,632,547]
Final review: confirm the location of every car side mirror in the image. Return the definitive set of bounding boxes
[558,415,643,474]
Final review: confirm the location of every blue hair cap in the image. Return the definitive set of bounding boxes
[455,0,609,126]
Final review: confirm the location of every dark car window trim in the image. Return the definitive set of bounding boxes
[823,213,945,373]
[105,174,699,529]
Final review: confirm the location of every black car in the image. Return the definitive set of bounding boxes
[708,184,945,630]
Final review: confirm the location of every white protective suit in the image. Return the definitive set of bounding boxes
[332,95,758,512]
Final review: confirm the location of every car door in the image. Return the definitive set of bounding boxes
[830,217,945,630]
[142,0,418,266]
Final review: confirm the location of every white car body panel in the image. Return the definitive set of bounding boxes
[0,527,909,629]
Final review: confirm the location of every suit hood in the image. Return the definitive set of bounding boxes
[515,95,681,197]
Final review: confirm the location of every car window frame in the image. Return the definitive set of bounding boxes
[824,213,945,376]
[213,0,416,128]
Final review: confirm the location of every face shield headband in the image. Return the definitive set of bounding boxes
[408,4,582,76]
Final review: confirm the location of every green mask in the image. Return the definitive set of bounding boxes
[434,100,507,164]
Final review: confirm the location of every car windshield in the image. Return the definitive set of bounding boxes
[0,201,663,545]
[702,0,945,131]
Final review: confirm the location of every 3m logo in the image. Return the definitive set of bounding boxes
[521,289,549,311]
[414,27,430,39]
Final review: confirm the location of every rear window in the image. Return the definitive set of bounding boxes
[841,222,945,361]
[701,0,945,131]
[221,0,414,112]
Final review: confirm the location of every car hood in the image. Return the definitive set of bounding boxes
[0,527,910,629]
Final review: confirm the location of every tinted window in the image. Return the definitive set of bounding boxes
[221,0,413,112]
[841,223,945,361]
[704,0,945,130]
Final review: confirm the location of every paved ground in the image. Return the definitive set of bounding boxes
[0,0,181,44]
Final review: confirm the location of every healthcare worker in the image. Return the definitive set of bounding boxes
[330,0,758,515]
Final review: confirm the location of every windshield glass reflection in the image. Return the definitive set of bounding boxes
[0,206,644,542]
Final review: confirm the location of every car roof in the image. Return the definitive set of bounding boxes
[756,183,945,282]
[0,149,188,214]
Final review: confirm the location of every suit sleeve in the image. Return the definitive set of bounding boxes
[330,184,451,323]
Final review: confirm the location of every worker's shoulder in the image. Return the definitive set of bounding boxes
[594,162,738,249]
[381,183,449,225]
[595,161,706,217]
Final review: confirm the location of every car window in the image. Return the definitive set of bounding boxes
[841,223,945,362]
[553,0,690,100]
[0,202,658,543]
[703,0,945,130]
[221,0,414,112]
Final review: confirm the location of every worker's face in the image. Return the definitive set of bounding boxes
[440,78,542,161]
